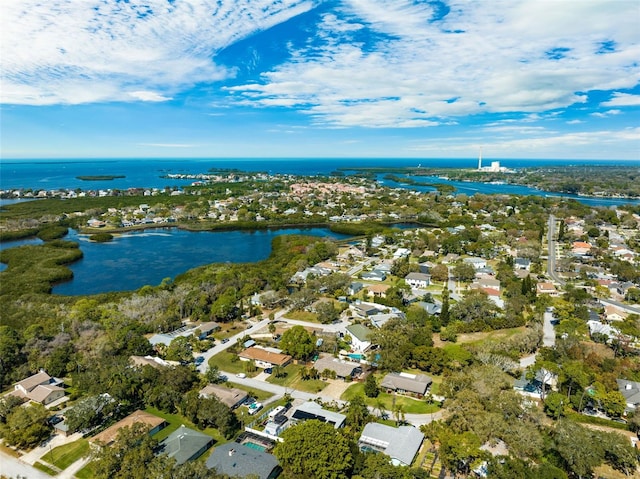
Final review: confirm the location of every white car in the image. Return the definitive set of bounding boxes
[236,373,246,379]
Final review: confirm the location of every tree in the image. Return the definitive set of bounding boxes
[430,264,449,283]
[438,430,482,477]
[205,364,223,384]
[554,420,604,479]
[164,336,192,363]
[0,403,51,449]
[450,290,497,325]
[440,287,450,327]
[316,301,340,324]
[65,394,114,433]
[274,420,353,479]
[452,262,476,283]
[345,395,371,432]
[92,423,173,479]
[364,374,379,398]
[279,325,315,360]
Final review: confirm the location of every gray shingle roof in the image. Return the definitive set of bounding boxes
[380,372,432,395]
[206,443,280,479]
[157,425,214,465]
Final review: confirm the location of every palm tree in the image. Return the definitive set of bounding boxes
[375,399,386,419]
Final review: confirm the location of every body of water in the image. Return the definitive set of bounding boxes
[2,157,639,192]
[51,227,350,296]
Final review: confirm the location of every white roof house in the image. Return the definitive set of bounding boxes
[358,423,424,467]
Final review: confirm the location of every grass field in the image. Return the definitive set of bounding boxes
[266,363,327,393]
[41,438,90,470]
[341,382,440,415]
[75,461,98,479]
[208,350,259,376]
[145,407,227,444]
[33,461,57,476]
[224,381,274,402]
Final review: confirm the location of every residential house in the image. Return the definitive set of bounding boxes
[129,355,178,369]
[536,282,559,297]
[572,241,592,256]
[361,270,386,282]
[193,321,220,339]
[587,320,620,343]
[90,410,166,448]
[11,370,65,406]
[351,303,381,318]
[157,425,214,465]
[206,443,281,479]
[393,248,411,259]
[199,384,248,409]
[366,284,390,299]
[238,347,292,369]
[514,258,531,270]
[348,282,364,296]
[314,355,362,380]
[474,274,501,291]
[463,257,487,270]
[264,414,289,436]
[604,305,627,322]
[416,302,441,316]
[358,423,424,467]
[290,401,346,429]
[405,272,431,289]
[380,372,432,398]
[617,379,640,411]
[346,324,373,353]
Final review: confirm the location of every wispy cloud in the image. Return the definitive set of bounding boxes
[1,0,316,105]
[229,1,639,127]
[601,92,640,107]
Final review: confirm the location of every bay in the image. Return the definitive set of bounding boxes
[52,227,351,296]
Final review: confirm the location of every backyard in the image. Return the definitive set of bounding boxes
[266,363,327,394]
[341,382,440,415]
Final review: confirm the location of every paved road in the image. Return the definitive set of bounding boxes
[0,449,51,479]
[546,215,565,285]
[542,311,556,348]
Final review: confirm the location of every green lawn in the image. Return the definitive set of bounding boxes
[75,461,98,479]
[208,350,259,377]
[145,407,227,444]
[341,382,440,415]
[41,438,90,470]
[33,461,57,476]
[265,363,327,393]
[283,310,319,322]
[224,381,274,402]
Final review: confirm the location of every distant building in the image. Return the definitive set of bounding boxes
[405,272,431,289]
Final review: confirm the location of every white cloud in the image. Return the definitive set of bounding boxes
[230,0,640,127]
[1,0,315,105]
[601,92,640,107]
[129,91,172,102]
[591,109,622,117]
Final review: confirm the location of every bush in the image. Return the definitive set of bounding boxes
[37,225,68,241]
[89,233,114,243]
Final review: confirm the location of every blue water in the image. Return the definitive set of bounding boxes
[51,227,350,295]
[2,157,639,192]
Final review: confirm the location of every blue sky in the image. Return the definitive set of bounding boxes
[1,0,639,160]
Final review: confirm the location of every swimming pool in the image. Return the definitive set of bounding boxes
[243,441,267,452]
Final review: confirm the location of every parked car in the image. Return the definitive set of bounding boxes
[248,402,263,415]
[221,338,230,344]
[194,356,205,365]
[236,373,246,379]
[264,368,272,374]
